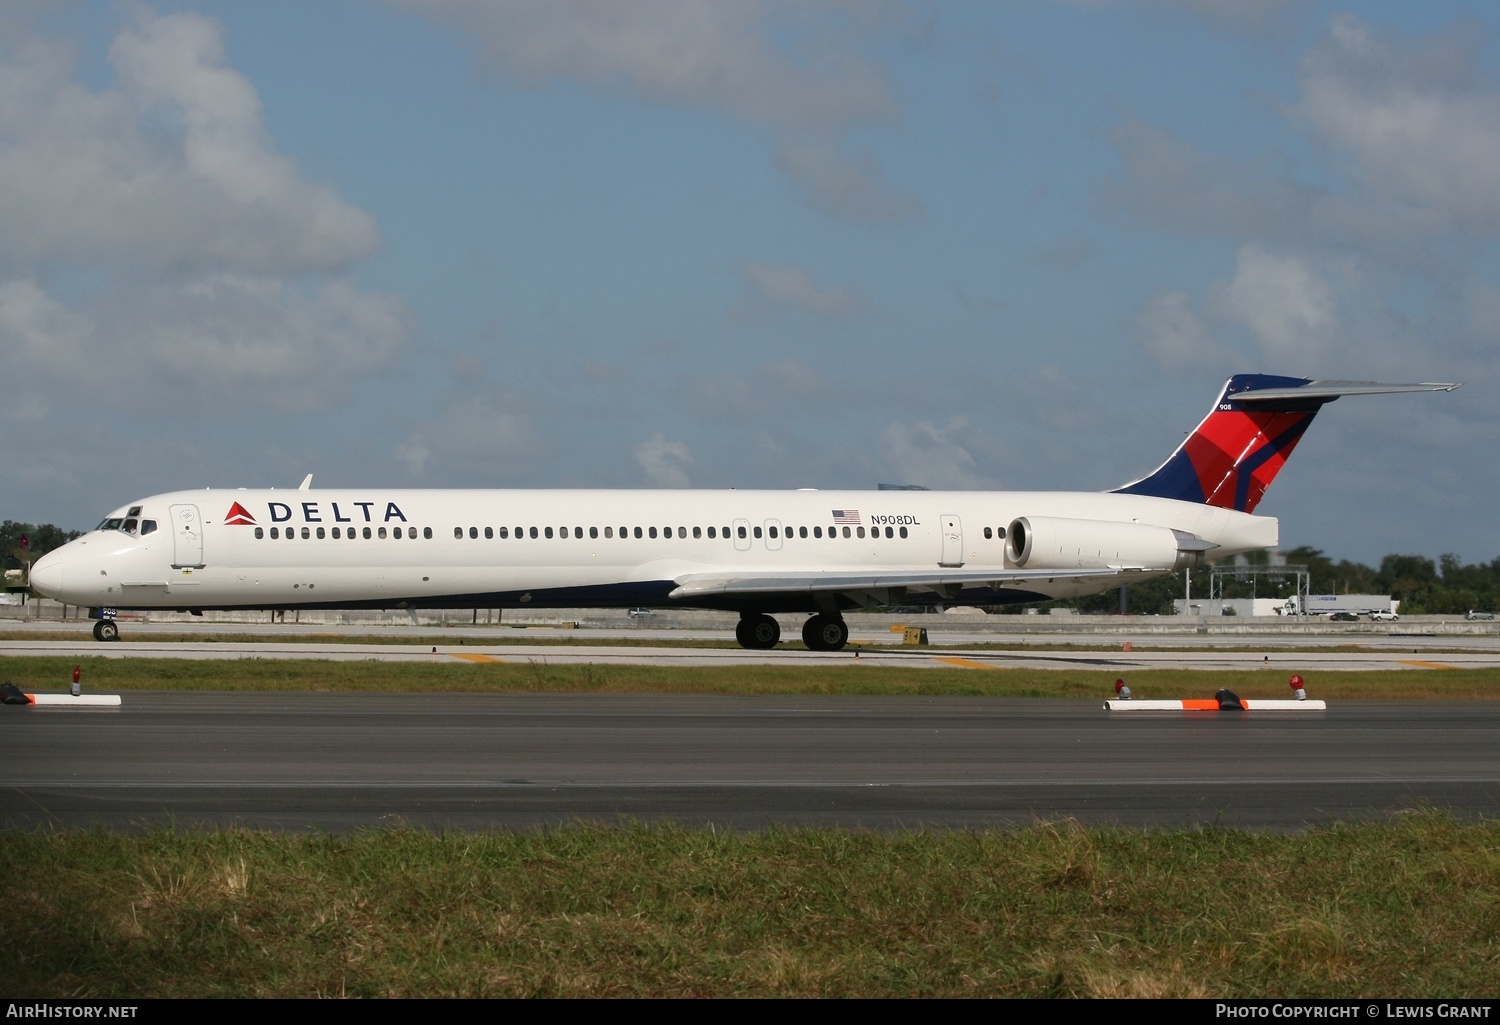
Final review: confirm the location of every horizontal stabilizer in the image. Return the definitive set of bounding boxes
[1232,380,1459,403]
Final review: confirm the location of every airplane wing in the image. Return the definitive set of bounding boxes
[669,566,1133,601]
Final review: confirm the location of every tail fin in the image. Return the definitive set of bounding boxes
[1113,374,1459,513]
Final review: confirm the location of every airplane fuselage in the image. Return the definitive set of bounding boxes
[31,486,1276,615]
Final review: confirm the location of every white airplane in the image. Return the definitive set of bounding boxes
[29,374,1457,650]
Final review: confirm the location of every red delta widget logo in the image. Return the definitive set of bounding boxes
[223,501,408,525]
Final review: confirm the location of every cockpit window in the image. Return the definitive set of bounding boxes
[140,520,157,536]
[123,518,138,533]
[127,506,142,517]
[97,518,125,532]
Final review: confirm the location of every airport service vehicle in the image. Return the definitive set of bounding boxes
[1282,594,1401,617]
[29,375,1457,651]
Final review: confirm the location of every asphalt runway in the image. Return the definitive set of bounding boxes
[5,694,1498,831]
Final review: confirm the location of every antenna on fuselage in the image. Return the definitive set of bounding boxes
[298,474,313,491]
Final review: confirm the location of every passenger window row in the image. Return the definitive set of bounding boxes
[450,523,914,541]
[253,526,432,540]
[243,523,1014,543]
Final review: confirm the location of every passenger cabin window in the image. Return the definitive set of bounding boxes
[255,527,264,539]
[363,527,372,539]
[485,527,493,539]
[316,527,326,539]
[424,527,433,539]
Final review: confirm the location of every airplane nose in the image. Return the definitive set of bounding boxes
[29,551,64,598]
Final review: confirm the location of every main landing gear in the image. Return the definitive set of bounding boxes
[733,612,849,652]
[735,613,780,650]
[92,619,120,642]
[801,614,849,652]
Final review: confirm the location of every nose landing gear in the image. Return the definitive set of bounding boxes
[92,619,120,642]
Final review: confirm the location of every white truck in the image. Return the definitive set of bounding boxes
[1279,594,1399,616]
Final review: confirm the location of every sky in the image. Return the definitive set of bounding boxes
[2,0,1497,565]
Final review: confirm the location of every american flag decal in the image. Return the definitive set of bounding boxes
[831,509,861,524]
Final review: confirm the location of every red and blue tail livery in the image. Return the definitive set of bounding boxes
[1113,375,1459,513]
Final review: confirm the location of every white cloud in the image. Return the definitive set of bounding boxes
[1107,15,1500,246]
[390,0,919,222]
[0,12,378,274]
[1056,0,1308,35]
[680,360,826,421]
[772,135,922,223]
[877,417,991,490]
[634,432,694,487]
[735,262,870,319]
[1134,290,1233,373]
[387,0,895,131]
[0,11,407,416]
[393,394,539,481]
[1294,14,1500,230]
[0,274,409,413]
[1222,245,1336,369]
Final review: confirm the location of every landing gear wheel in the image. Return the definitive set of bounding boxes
[93,619,120,642]
[735,613,781,650]
[801,615,849,652]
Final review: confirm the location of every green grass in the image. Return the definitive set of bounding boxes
[4,655,1500,698]
[6,814,1499,997]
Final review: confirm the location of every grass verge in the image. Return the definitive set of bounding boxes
[3,656,1500,698]
[5,813,1498,997]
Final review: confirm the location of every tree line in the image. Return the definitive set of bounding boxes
[1047,546,1500,616]
[1,520,81,569]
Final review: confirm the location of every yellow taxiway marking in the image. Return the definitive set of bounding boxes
[934,657,1000,671]
[449,653,506,664]
[1398,659,1457,670]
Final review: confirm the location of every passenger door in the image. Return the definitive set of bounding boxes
[170,504,206,568]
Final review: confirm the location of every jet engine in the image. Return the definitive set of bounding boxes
[1006,516,1215,572]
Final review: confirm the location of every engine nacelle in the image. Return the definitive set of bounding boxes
[1006,516,1213,572]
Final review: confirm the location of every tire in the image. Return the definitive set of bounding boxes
[93,619,120,642]
[736,613,780,649]
[801,615,848,652]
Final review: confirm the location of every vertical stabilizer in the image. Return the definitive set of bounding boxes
[1112,375,1458,513]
